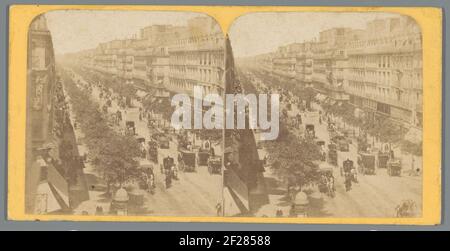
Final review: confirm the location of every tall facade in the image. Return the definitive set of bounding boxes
[27,15,88,214]
[247,16,422,127]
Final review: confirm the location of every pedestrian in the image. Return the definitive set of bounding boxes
[216,203,222,216]
[276,209,283,217]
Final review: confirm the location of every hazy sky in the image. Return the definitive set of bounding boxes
[228,12,403,57]
[45,10,207,54]
[45,10,403,57]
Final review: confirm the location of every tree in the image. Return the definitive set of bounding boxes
[61,69,142,196]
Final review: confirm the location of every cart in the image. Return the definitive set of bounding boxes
[357,135,369,152]
[358,152,376,175]
[387,158,402,176]
[178,148,196,172]
[316,140,325,147]
[317,164,335,197]
[328,143,338,166]
[327,122,336,132]
[342,129,355,139]
[136,137,146,158]
[208,155,222,175]
[316,140,326,161]
[342,159,354,176]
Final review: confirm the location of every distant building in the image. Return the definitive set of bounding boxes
[312,27,354,101]
[244,16,422,127]
[167,16,225,97]
[272,44,297,80]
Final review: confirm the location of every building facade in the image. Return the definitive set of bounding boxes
[345,16,422,126]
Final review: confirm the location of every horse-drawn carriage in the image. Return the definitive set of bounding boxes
[178,148,196,172]
[357,135,370,152]
[342,159,356,191]
[342,159,354,176]
[208,155,222,175]
[152,133,169,149]
[342,129,355,139]
[328,143,338,166]
[316,140,326,161]
[317,163,335,198]
[327,122,336,132]
[102,104,108,113]
[125,121,135,136]
[358,152,376,175]
[377,152,390,169]
[162,156,176,188]
[147,140,158,162]
[305,124,315,139]
[289,192,309,218]
[198,148,211,166]
[136,137,146,158]
[331,135,350,152]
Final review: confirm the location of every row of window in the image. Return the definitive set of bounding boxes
[169,77,218,95]
[348,54,422,69]
[170,51,224,67]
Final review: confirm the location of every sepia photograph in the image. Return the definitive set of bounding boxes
[13,5,440,224]
[26,10,225,217]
